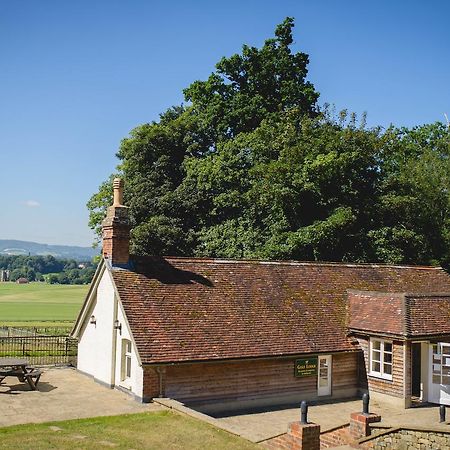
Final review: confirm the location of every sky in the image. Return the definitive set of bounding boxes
[1,0,449,247]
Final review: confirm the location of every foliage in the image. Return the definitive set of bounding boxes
[0,255,96,284]
[87,18,450,270]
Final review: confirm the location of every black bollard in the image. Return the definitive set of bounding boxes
[300,400,308,424]
[362,392,370,415]
[440,405,446,423]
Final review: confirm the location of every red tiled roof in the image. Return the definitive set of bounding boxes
[111,257,450,363]
[407,295,450,336]
[348,292,450,337]
[348,292,405,335]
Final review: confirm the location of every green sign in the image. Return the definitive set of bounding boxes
[294,357,318,377]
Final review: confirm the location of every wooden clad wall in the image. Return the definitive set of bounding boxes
[357,337,406,399]
[162,352,359,410]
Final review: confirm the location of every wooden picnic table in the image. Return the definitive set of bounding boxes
[0,357,43,390]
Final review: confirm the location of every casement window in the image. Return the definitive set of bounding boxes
[121,339,132,381]
[369,338,393,380]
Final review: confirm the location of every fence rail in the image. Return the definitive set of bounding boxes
[0,325,73,337]
[0,335,77,366]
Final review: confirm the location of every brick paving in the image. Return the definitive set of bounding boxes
[0,367,162,428]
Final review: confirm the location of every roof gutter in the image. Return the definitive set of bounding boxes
[140,348,359,367]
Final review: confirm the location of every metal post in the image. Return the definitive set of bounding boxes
[440,405,446,423]
[300,400,308,424]
[362,392,370,415]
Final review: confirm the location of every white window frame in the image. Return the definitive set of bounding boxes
[369,338,393,381]
[121,339,132,382]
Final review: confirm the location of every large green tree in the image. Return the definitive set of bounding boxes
[88,18,450,269]
[369,122,450,266]
[88,17,320,256]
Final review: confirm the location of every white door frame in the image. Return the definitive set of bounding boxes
[429,342,450,405]
[318,355,332,396]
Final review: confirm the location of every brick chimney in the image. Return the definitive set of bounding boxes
[102,178,130,265]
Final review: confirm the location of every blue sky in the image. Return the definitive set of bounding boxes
[1,1,449,247]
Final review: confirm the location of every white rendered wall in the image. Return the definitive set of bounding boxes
[77,270,116,386]
[113,302,144,399]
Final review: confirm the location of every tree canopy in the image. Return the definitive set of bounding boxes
[88,18,450,270]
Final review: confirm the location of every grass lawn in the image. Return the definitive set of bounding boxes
[0,411,257,450]
[0,283,88,326]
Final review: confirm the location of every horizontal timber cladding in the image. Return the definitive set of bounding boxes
[158,352,359,409]
[356,337,408,399]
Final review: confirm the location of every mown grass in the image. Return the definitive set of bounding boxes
[0,283,87,325]
[0,411,257,450]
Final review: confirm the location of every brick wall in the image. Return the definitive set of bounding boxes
[320,424,351,448]
[264,422,321,450]
[155,352,358,408]
[142,366,160,400]
[357,337,409,402]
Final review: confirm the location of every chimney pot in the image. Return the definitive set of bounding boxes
[113,178,124,206]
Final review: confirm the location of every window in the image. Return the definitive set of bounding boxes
[369,338,393,380]
[121,339,132,381]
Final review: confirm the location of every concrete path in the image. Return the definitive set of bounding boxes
[0,367,162,428]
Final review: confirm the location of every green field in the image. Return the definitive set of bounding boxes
[0,282,88,326]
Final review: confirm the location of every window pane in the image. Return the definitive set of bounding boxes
[372,340,381,351]
[126,341,132,353]
[383,363,392,375]
[126,356,131,378]
[372,350,381,362]
[433,374,441,384]
[384,342,392,353]
[384,352,392,364]
[372,361,381,372]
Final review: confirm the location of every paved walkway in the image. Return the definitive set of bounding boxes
[215,398,450,442]
[0,367,162,428]
[3,370,449,445]
[156,397,450,443]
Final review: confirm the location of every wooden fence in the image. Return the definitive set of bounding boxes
[0,335,77,366]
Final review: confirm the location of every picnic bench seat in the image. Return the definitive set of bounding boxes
[24,369,43,386]
[0,369,25,382]
[0,367,44,388]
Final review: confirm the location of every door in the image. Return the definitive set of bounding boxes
[429,343,450,405]
[412,343,422,397]
[318,355,332,396]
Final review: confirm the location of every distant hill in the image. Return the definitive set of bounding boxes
[0,240,98,262]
